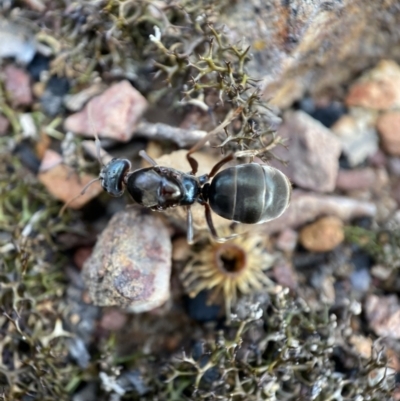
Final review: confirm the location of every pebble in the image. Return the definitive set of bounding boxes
[371,264,393,281]
[346,60,400,110]
[63,83,107,112]
[41,76,70,116]
[19,113,37,139]
[331,110,379,167]
[272,262,298,290]
[27,53,50,81]
[15,142,41,173]
[335,168,376,191]
[38,148,63,171]
[73,246,93,270]
[82,208,172,312]
[261,190,376,235]
[388,157,400,176]
[3,65,33,107]
[274,228,298,252]
[185,290,221,322]
[64,80,148,142]
[100,308,128,331]
[365,294,400,339]
[38,149,102,209]
[0,19,36,64]
[272,110,341,192]
[299,216,344,252]
[377,111,400,156]
[349,335,373,359]
[350,267,371,294]
[0,114,9,135]
[298,98,346,128]
[392,178,400,207]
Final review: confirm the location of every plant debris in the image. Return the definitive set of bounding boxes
[0,1,399,400]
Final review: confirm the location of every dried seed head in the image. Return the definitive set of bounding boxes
[181,229,276,316]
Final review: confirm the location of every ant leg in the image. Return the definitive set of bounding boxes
[139,150,158,166]
[186,142,232,176]
[203,203,239,243]
[186,150,199,175]
[186,106,244,174]
[186,206,194,244]
[207,153,234,178]
[196,154,236,185]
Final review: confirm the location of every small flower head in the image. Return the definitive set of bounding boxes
[180,229,276,315]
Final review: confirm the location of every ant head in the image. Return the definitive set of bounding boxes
[99,158,132,197]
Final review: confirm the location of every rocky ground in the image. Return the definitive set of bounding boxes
[1,1,400,400]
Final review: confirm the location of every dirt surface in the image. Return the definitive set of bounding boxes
[0,1,399,400]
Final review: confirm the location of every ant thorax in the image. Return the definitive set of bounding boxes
[126,167,201,210]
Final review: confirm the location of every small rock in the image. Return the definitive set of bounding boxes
[272,110,341,192]
[275,228,298,252]
[38,150,102,209]
[73,246,93,270]
[0,19,36,64]
[4,65,33,107]
[346,60,400,110]
[371,264,393,281]
[299,216,344,252]
[100,308,128,331]
[185,291,221,322]
[38,148,63,171]
[63,83,107,112]
[365,294,400,339]
[331,110,379,167]
[41,76,70,116]
[83,208,171,312]
[368,149,387,168]
[298,98,346,128]
[116,371,149,396]
[349,335,372,359]
[15,142,41,173]
[64,80,148,142]
[350,268,371,294]
[22,0,46,12]
[19,113,37,138]
[27,53,50,81]
[68,337,90,369]
[335,168,376,191]
[377,111,400,156]
[392,178,400,207]
[272,262,298,290]
[261,190,376,235]
[0,114,9,135]
[388,157,400,176]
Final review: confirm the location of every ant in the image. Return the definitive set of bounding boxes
[62,112,291,243]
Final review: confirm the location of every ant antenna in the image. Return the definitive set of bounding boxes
[139,150,158,167]
[88,101,103,167]
[59,100,104,217]
[58,176,100,216]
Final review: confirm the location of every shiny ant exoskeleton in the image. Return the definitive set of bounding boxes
[62,119,291,243]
